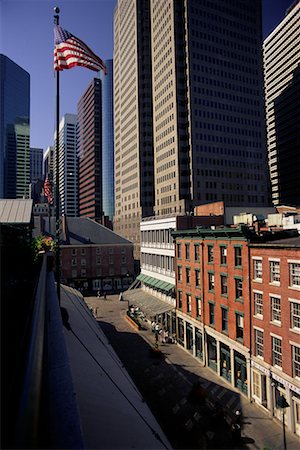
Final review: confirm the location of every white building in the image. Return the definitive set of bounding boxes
[53,114,78,217]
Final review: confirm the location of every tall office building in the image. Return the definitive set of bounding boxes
[44,146,54,179]
[263,1,300,206]
[101,59,114,221]
[0,55,30,199]
[54,114,78,217]
[113,0,270,257]
[77,78,102,220]
[30,147,43,183]
[114,0,155,258]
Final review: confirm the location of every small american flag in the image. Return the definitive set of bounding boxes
[44,176,54,205]
[54,24,107,73]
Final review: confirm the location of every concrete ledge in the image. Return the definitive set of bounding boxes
[125,314,141,330]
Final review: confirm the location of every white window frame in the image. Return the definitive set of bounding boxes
[292,345,300,378]
[271,335,282,368]
[254,290,263,318]
[270,295,281,324]
[253,257,263,281]
[254,328,264,357]
[290,299,300,331]
[288,261,300,289]
[269,259,280,285]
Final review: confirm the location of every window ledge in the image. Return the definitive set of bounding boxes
[289,286,300,291]
[253,314,263,320]
[289,327,300,335]
[253,278,262,283]
[221,294,228,298]
[269,282,280,287]
[270,321,281,327]
[236,337,244,343]
[235,298,244,304]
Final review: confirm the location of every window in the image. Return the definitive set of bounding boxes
[291,302,300,330]
[178,266,182,282]
[196,297,201,317]
[272,336,282,367]
[208,272,215,291]
[220,246,227,265]
[81,248,86,256]
[254,329,264,357]
[121,256,127,264]
[81,269,86,277]
[221,307,228,333]
[208,245,214,263]
[292,345,300,378]
[109,267,114,275]
[236,314,244,340]
[185,244,190,260]
[195,269,200,287]
[121,247,126,254]
[209,302,215,326]
[186,267,191,284]
[234,246,242,267]
[71,269,77,278]
[109,248,114,254]
[221,275,228,295]
[253,371,261,398]
[71,258,77,266]
[254,292,263,317]
[289,263,300,288]
[72,248,77,256]
[194,244,200,261]
[81,259,86,266]
[96,256,101,265]
[235,278,243,300]
[178,290,182,308]
[270,260,280,284]
[177,243,181,258]
[186,294,192,313]
[271,296,281,323]
[253,259,262,280]
[96,247,101,255]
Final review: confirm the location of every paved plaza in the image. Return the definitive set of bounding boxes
[85,294,300,450]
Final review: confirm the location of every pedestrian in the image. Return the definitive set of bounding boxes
[104,292,107,300]
[119,293,123,301]
[151,321,156,333]
[97,290,100,298]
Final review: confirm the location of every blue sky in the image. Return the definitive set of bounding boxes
[0,0,294,151]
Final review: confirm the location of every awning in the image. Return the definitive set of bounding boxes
[123,289,175,318]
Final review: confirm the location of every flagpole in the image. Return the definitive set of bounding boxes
[54,6,61,304]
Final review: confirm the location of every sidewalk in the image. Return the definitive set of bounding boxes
[86,295,300,450]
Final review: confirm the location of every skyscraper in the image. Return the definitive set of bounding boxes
[113,0,270,256]
[77,78,102,221]
[263,1,300,206]
[30,147,43,183]
[101,59,114,222]
[0,55,30,199]
[54,114,78,217]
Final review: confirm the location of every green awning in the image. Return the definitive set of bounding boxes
[164,283,175,293]
[136,274,146,281]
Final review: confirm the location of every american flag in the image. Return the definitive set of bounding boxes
[54,24,107,73]
[44,176,54,205]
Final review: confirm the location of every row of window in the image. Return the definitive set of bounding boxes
[254,331,300,378]
[71,256,127,266]
[71,247,127,256]
[71,266,129,278]
[253,259,300,288]
[178,267,243,300]
[177,242,242,266]
[254,292,300,330]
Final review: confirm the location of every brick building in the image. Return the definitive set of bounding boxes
[172,226,300,436]
[250,235,300,436]
[38,216,134,293]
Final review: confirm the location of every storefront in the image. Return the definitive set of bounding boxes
[234,351,248,395]
[251,360,268,409]
[195,328,203,361]
[186,322,194,354]
[220,343,231,383]
[207,335,217,372]
[177,318,184,347]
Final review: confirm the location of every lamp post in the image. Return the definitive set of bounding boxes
[277,394,289,450]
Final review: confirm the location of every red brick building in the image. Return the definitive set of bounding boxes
[172,226,300,436]
[250,235,300,436]
[172,226,251,397]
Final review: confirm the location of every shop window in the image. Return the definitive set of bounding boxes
[252,371,261,399]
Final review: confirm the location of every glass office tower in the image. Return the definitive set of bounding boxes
[0,54,30,198]
[101,59,114,221]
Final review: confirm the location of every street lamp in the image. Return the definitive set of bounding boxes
[277,394,290,450]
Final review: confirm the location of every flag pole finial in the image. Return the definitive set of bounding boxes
[54,7,60,25]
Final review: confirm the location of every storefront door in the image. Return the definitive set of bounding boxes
[195,328,203,361]
[220,344,231,382]
[234,352,248,395]
[293,396,300,436]
[207,335,217,372]
[186,323,193,354]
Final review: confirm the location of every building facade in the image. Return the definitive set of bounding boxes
[30,147,43,183]
[0,55,30,199]
[250,237,300,437]
[101,59,114,222]
[113,0,270,257]
[263,1,300,206]
[54,114,78,217]
[113,0,155,258]
[172,226,300,436]
[77,78,102,221]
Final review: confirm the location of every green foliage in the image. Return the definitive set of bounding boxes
[33,235,56,261]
